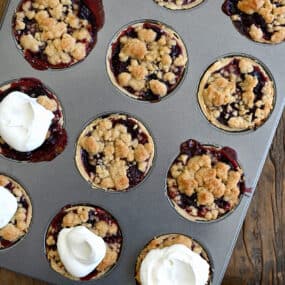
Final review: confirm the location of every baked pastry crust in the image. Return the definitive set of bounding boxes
[0,78,67,162]
[0,174,32,250]
[222,0,285,44]
[45,204,122,281]
[198,56,275,132]
[154,0,204,10]
[106,21,187,102]
[135,233,212,284]
[75,113,155,192]
[167,139,246,222]
[13,0,104,69]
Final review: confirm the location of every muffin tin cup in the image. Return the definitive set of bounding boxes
[44,203,123,282]
[197,53,277,133]
[134,232,214,284]
[105,19,189,103]
[74,111,157,193]
[0,77,67,163]
[221,0,285,45]
[166,141,247,224]
[0,173,33,251]
[11,0,104,71]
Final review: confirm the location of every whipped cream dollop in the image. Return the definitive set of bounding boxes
[0,91,54,152]
[140,244,210,285]
[0,186,18,229]
[57,226,106,278]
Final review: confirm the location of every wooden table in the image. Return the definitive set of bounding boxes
[0,2,284,284]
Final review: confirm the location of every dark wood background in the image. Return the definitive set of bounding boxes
[0,2,284,284]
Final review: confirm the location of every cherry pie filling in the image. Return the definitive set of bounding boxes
[45,204,122,280]
[167,139,248,221]
[222,0,285,43]
[0,176,32,249]
[109,22,187,102]
[0,78,67,162]
[77,114,154,191]
[13,0,104,70]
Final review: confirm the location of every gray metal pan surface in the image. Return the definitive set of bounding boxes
[0,0,284,284]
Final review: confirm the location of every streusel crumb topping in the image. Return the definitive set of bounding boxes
[0,175,32,249]
[198,56,275,132]
[107,21,187,102]
[223,0,285,44]
[76,114,155,192]
[167,139,246,221]
[13,0,100,68]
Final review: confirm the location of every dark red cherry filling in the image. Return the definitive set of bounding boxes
[46,204,122,281]
[204,58,269,128]
[81,115,151,189]
[0,78,67,162]
[168,139,249,219]
[13,0,104,70]
[222,0,273,41]
[110,22,185,102]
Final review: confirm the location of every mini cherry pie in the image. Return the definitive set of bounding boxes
[75,113,155,192]
[198,55,275,132]
[167,139,247,221]
[107,21,187,102]
[13,0,104,69]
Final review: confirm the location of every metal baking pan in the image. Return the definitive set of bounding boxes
[0,0,284,284]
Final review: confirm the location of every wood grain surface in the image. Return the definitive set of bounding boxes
[0,4,284,285]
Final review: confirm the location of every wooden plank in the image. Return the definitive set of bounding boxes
[0,0,9,26]
[224,110,285,285]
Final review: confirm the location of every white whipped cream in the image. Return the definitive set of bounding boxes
[57,226,106,278]
[140,244,210,285]
[0,91,54,152]
[0,186,18,229]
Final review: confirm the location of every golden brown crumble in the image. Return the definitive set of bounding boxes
[135,234,211,284]
[14,0,94,67]
[45,204,122,281]
[75,114,155,192]
[37,95,58,111]
[107,21,187,101]
[167,140,245,222]
[0,175,32,249]
[223,0,285,44]
[198,56,275,132]
[154,0,205,10]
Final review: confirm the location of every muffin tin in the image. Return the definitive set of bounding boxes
[0,0,284,284]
